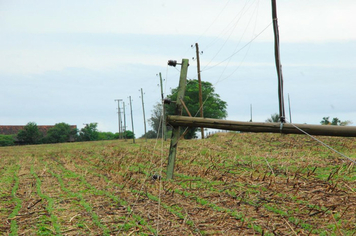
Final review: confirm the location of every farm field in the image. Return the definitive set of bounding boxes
[1,132,356,235]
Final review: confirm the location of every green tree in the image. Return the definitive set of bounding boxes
[123,130,135,139]
[140,130,157,139]
[321,117,352,126]
[148,103,171,138]
[44,122,78,143]
[265,113,280,123]
[0,134,15,146]
[97,131,117,140]
[166,79,227,139]
[17,122,42,144]
[79,123,99,141]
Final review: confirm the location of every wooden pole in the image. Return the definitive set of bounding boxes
[195,43,205,139]
[140,88,147,142]
[272,0,285,123]
[123,102,127,140]
[115,99,123,139]
[159,72,167,141]
[167,115,356,137]
[167,59,189,180]
[288,94,292,123]
[129,96,135,143]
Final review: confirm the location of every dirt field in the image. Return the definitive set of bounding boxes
[1,133,356,235]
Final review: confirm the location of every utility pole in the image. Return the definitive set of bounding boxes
[272,0,285,123]
[123,102,127,140]
[167,58,189,179]
[195,43,204,139]
[159,72,167,141]
[114,99,122,138]
[129,96,135,143]
[250,104,253,122]
[288,94,292,123]
[140,88,147,141]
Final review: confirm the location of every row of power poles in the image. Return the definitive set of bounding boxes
[115,97,136,143]
[115,90,148,143]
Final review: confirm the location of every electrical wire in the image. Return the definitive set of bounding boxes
[201,21,272,73]
[201,0,254,71]
[289,123,356,165]
[214,0,260,84]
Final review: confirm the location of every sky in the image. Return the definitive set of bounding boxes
[1,0,355,137]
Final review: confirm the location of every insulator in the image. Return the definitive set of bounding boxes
[167,60,177,67]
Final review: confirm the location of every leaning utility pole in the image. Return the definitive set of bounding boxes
[272,0,285,123]
[159,72,167,141]
[140,88,147,141]
[167,58,189,179]
[129,96,135,143]
[195,43,204,139]
[114,99,123,138]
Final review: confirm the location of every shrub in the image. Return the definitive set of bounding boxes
[0,134,15,146]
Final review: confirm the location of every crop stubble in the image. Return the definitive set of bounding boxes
[0,133,355,235]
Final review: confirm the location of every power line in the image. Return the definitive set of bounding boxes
[201,21,272,73]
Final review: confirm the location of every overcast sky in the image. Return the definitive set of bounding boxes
[1,0,355,137]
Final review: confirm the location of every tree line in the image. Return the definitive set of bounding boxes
[266,113,352,126]
[0,122,134,146]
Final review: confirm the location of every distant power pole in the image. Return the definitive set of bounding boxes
[114,99,123,138]
[250,104,253,122]
[123,102,127,140]
[129,96,135,143]
[195,43,204,139]
[140,88,147,141]
[288,94,292,123]
[159,72,167,141]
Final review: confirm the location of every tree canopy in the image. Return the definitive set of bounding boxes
[79,123,99,141]
[17,122,42,144]
[148,103,171,139]
[165,79,227,139]
[320,117,352,126]
[265,113,280,123]
[44,122,78,143]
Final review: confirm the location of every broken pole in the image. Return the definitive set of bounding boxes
[167,59,189,180]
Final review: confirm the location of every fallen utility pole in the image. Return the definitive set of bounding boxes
[167,58,189,180]
[167,115,356,137]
